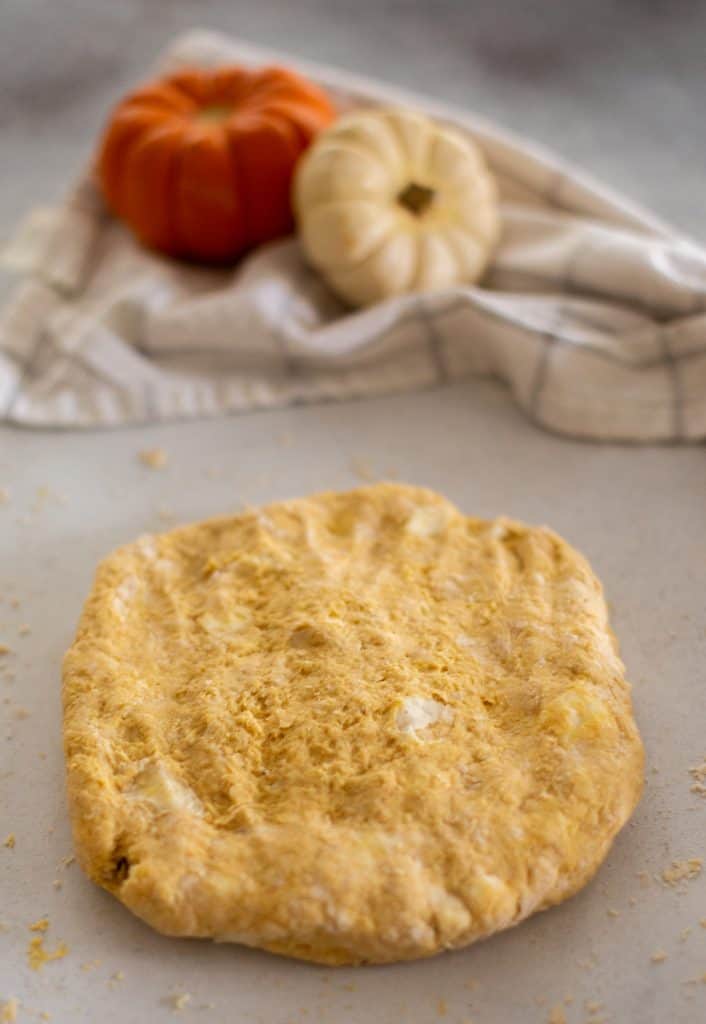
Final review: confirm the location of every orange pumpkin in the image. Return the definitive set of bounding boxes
[97,66,335,263]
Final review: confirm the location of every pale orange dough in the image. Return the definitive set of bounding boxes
[63,484,643,964]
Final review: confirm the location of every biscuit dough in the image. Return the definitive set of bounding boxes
[63,484,643,964]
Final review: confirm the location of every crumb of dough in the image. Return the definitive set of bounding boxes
[40,1014,51,1021]
[689,759,706,796]
[548,1006,567,1024]
[0,998,19,1023]
[14,708,30,720]
[661,859,702,886]
[27,935,69,970]
[464,979,478,991]
[139,448,168,470]
[700,919,706,928]
[171,993,191,1011]
[650,950,668,963]
[9,599,20,609]
[636,870,650,888]
[3,834,15,849]
[628,897,637,906]
[0,645,11,657]
[17,625,30,636]
[29,917,49,932]
[585,1001,603,1014]
[680,927,692,941]
[436,998,447,1016]
[349,456,376,482]
[81,960,101,971]
[59,855,75,869]
[606,908,620,918]
[52,879,62,890]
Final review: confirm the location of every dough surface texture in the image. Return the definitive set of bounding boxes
[63,484,643,964]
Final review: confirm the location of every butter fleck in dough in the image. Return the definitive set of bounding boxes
[63,484,643,964]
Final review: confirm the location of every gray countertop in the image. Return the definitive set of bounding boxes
[1,4,705,1023]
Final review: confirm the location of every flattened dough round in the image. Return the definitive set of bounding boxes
[63,484,643,964]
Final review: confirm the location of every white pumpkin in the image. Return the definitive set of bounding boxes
[293,107,500,308]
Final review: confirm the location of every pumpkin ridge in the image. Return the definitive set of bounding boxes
[144,83,198,116]
[224,127,249,252]
[241,69,334,124]
[405,227,424,292]
[163,126,182,257]
[442,227,485,280]
[305,201,399,272]
[309,139,393,189]
[381,109,434,180]
[210,67,251,108]
[99,108,162,220]
[176,131,245,262]
[168,135,190,258]
[228,114,301,247]
[262,102,332,149]
[167,70,217,107]
[320,137,395,183]
[334,114,405,175]
[122,122,182,252]
[119,80,198,120]
[149,121,187,255]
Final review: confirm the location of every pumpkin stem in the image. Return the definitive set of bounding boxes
[195,105,233,124]
[397,182,435,216]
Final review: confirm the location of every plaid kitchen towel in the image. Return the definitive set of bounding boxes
[1,28,705,440]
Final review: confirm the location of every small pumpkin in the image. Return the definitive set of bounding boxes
[97,66,335,263]
[294,108,499,308]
